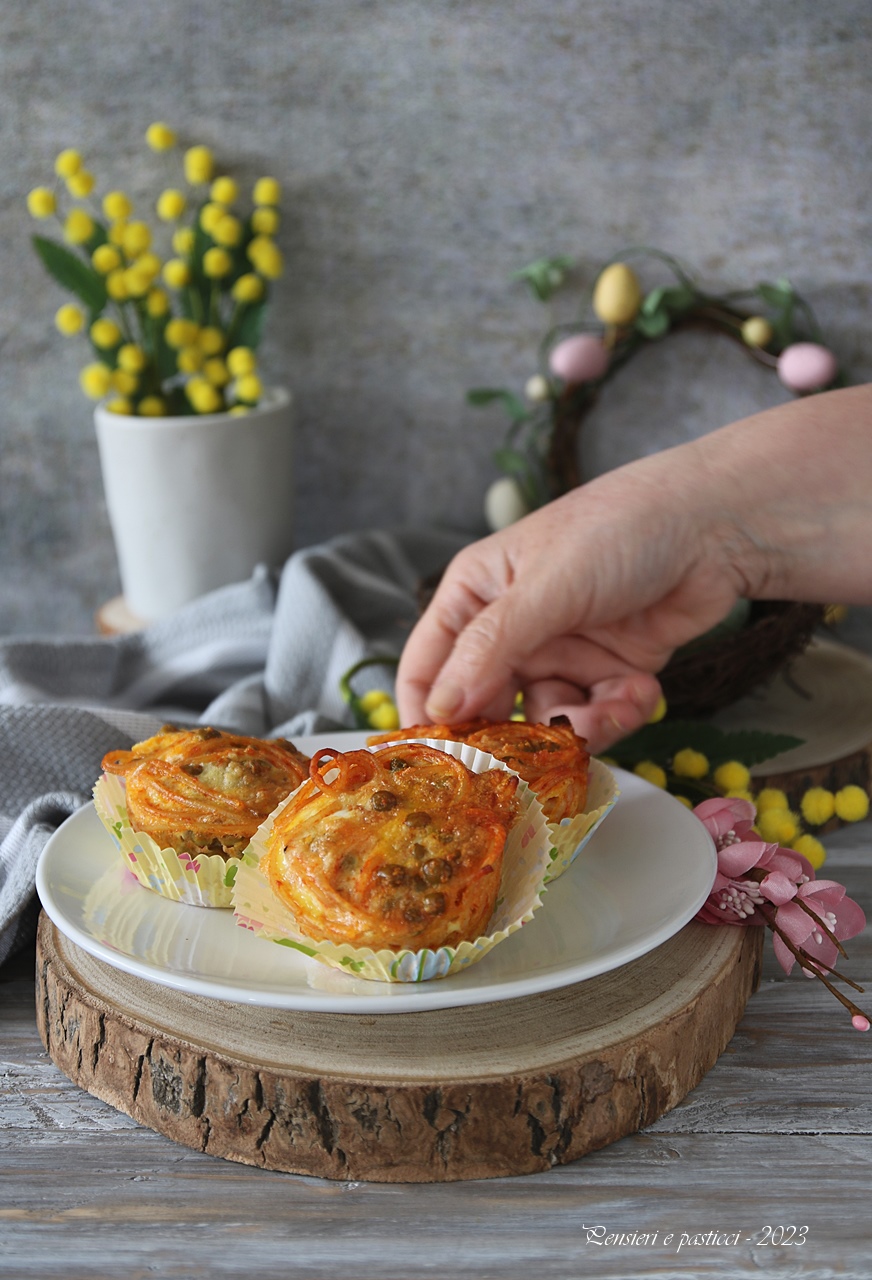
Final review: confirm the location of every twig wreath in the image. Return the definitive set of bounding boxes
[468,248,844,717]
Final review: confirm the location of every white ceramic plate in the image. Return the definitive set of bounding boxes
[36,732,716,1014]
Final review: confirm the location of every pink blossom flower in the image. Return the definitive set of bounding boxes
[694,796,812,925]
[692,794,869,1030]
[771,879,866,976]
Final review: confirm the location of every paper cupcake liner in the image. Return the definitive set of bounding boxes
[93,773,243,908]
[544,758,620,882]
[231,738,554,983]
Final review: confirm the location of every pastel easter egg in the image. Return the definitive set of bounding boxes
[777,342,838,393]
[484,476,531,532]
[592,262,642,325]
[548,334,610,384]
[741,316,773,349]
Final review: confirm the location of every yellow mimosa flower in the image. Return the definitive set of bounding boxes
[162,258,192,288]
[176,346,203,373]
[251,207,279,235]
[199,202,225,235]
[210,176,238,205]
[203,357,230,387]
[184,145,214,185]
[79,362,112,399]
[90,317,122,348]
[203,247,232,277]
[63,208,95,245]
[197,326,224,355]
[122,220,152,257]
[634,761,667,789]
[111,369,139,396]
[117,343,147,373]
[103,191,133,221]
[673,748,709,779]
[713,761,751,794]
[172,227,195,256]
[123,265,152,297]
[368,700,400,731]
[131,251,161,280]
[145,122,177,152]
[791,833,827,871]
[799,787,836,827]
[212,213,242,247]
[834,785,870,823]
[105,396,133,415]
[55,304,85,336]
[156,188,187,222]
[66,170,95,198]
[146,287,170,317]
[27,187,56,218]
[138,396,167,417]
[186,376,222,414]
[92,243,122,274]
[231,273,264,303]
[164,318,200,348]
[54,148,83,177]
[255,242,283,280]
[234,372,262,404]
[226,346,256,377]
[105,269,129,301]
[253,176,281,206]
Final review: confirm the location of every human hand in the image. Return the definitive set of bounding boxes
[397,446,747,752]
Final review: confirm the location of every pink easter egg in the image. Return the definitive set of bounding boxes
[548,334,610,384]
[777,342,838,393]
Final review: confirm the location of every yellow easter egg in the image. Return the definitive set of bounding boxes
[592,263,642,326]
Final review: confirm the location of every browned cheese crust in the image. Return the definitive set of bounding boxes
[264,742,521,950]
[102,726,310,859]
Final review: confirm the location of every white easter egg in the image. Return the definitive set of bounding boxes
[548,334,610,384]
[777,342,838,393]
[484,476,531,532]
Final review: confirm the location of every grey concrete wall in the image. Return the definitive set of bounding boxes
[3,0,871,635]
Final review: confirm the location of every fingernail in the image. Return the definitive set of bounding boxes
[425,681,464,721]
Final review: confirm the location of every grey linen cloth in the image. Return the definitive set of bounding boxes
[0,526,468,965]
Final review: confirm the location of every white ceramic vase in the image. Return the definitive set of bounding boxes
[94,387,294,622]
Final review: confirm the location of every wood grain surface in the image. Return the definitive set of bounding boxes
[34,915,761,1183]
[4,826,872,1278]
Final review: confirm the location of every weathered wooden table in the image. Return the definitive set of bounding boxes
[3,818,870,1278]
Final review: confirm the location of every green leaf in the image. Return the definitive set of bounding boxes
[493,445,530,477]
[608,720,804,770]
[661,284,697,313]
[635,310,670,339]
[466,388,530,423]
[234,301,268,351]
[512,255,575,303]
[31,235,107,313]
[757,280,795,309]
[641,286,667,316]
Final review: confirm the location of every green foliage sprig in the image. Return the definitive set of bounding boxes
[27,125,284,418]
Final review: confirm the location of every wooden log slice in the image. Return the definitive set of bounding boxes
[36,913,762,1183]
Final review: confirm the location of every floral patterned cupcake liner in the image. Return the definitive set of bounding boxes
[544,758,620,882]
[231,738,554,983]
[93,772,242,908]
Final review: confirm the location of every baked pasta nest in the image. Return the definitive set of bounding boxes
[261,742,522,951]
[101,725,310,859]
[367,716,589,824]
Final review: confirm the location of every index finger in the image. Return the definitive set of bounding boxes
[396,571,490,724]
